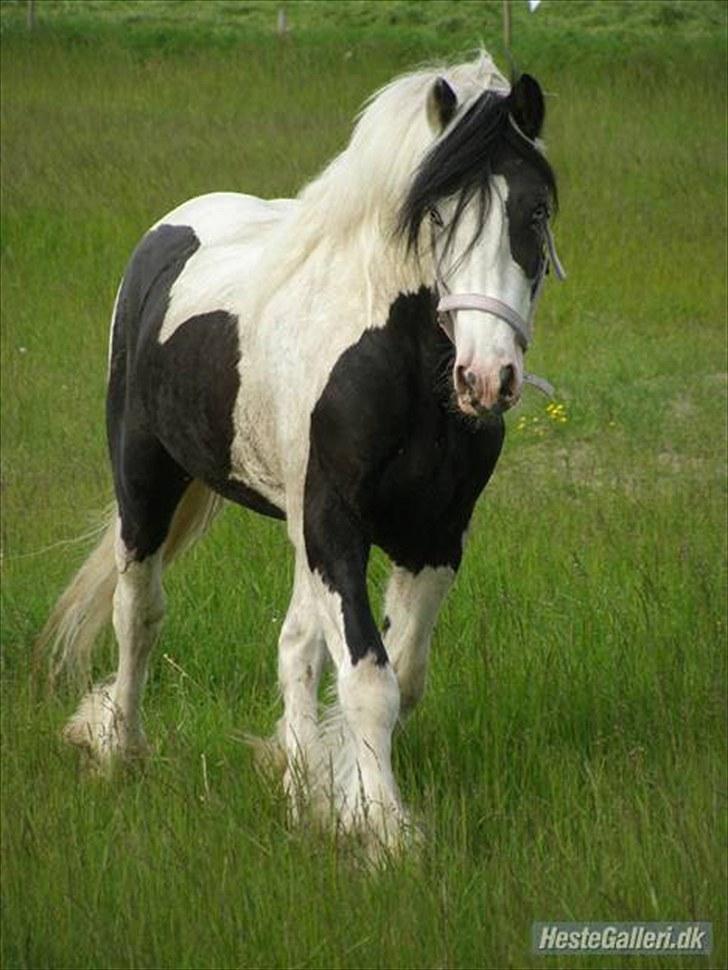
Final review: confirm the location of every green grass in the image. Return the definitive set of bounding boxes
[1,3,727,968]
[1,0,725,67]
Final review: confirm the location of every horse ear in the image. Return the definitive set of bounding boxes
[508,73,545,140]
[427,77,457,133]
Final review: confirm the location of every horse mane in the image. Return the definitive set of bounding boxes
[252,51,522,313]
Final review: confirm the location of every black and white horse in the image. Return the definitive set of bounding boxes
[40,52,563,850]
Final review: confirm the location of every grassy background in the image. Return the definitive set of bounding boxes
[1,2,726,968]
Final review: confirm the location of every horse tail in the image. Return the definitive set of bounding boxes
[35,480,223,687]
[161,479,224,566]
[34,506,119,687]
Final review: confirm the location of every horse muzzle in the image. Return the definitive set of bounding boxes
[438,294,528,417]
[454,360,521,416]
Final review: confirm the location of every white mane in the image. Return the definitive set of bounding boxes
[254,51,509,314]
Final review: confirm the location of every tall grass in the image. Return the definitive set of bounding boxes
[1,9,726,969]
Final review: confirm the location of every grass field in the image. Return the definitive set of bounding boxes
[1,2,727,968]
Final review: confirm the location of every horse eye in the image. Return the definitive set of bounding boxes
[429,209,444,228]
[531,203,548,227]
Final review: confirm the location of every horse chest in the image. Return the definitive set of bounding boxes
[306,291,504,571]
[367,409,503,570]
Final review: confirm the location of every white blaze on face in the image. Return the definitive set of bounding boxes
[436,177,532,414]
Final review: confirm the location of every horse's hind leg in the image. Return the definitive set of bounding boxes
[65,435,191,764]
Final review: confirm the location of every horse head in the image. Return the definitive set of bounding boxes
[401,71,564,416]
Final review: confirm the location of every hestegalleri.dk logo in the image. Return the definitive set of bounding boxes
[532,922,712,956]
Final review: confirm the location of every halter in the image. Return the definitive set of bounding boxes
[435,221,565,397]
[433,114,567,398]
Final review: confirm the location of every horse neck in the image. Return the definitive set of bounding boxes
[345,221,436,327]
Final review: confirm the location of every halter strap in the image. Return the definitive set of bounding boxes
[435,292,553,396]
[434,223,566,398]
[545,222,567,282]
[505,113,567,283]
[437,293,531,350]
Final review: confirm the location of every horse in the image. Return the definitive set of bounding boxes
[38,51,564,852]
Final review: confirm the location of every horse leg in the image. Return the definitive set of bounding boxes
[276,554,326,808]
[382,565,455,716]
[301,495,405,849]
[64,432,191,765]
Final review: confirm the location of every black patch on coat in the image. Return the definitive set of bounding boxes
[495,155,551,281]
[108,223,282,560]
[304,287,504,664]
[138,310,284,519]
[304,473,386,665]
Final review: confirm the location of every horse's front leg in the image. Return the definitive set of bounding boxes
[382,564,455,716]
[302,494,405,848]
[276,553,327,808]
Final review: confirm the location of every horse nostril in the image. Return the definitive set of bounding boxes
[455,365,477,395]
[499,364,516,400]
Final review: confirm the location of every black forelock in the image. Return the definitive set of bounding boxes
[397,88,558,257]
